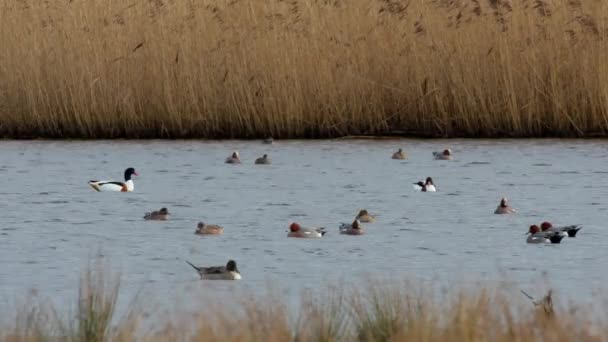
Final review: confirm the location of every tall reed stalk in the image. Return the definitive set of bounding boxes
[0,0,607,138]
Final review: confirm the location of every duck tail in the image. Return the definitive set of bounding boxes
[567,226,582,237]
[185,260,201,272]
[88,181,101,192]
[549,234,564,244]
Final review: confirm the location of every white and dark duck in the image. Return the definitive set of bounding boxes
[225,151,241,164]
[494,198,515,214]
[88,167,138,192]
[540,221,582,238]
[255,154,271,165]
[339,219,364,235]
[526,225,564,244]
[144,207,170,220]
[413,177,436,192]
[433,148,453,160]
[185,259,241,280]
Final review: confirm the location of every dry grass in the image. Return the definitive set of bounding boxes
[0,0,607,138]
[2,264,608,342]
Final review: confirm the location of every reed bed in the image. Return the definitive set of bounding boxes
[0,0,607,138]
[2,264,608,341]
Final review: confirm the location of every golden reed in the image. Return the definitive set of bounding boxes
[2,271,606,342]
[0,0,606,138]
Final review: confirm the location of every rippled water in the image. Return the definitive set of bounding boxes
[1,139,607,313]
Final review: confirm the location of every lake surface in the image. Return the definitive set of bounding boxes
[1,139,607,315]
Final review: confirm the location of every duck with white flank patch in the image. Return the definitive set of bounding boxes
[541,221,582,238]
[494,198,515,214]
[433,148,453,160]
[339,219,364,235]
[413,177,436,192]
[288,222,326,238]
[195,222,224,235]
[144,207,170,220]
[88,168,138,192]
[255,154,271,165]
[185,260,241,280]
[225,151,241,164]
[392,148,407,160]
[356,209,376,223]
[526,225,564,244]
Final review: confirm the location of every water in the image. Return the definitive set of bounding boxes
[1,139,607,315]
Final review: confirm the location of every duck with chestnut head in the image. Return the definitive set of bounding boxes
[287,222,326,238]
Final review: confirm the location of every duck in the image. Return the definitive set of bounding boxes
[255,154,271,165]
[413,177,436,192]
[288,222,326,238]
[263,137,274,144]
[526,225,564,244]
[88,168,138,192]
[143,207,170,220]
[433,148,453,160]
[392,148,407,160]
[195,222,224,235]
[339,219,364,235]
[356,209,376,223]
[185,260,241,280]
[494,198,515,214]
[225,151,241,164]
[540,221,582,238]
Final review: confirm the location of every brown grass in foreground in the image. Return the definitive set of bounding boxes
[1,264,607,342]
[0,0,607,138]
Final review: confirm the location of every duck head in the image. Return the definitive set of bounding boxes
[159,207,169,214]
[425,177,434,185]
[443,149,452,156]
[528,225,540,234]
[289,222,301,232]
[124,168,138,181]
[262,154,268,159]
[232,151,239,159]
[197,222,206,230]
[352,219,361,229]
[226,260,239,273]
[358,209,368,217]
[500,198,508,207]
[540,221,553,231]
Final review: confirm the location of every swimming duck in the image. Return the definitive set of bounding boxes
[195,222,224,235]
[288,222,326,238]
[263,137,274,144]
[526,225,564,244]
[144,207,170,220]
[540,221,582,238]
[339,219,364,235]
[433,148,453,160]
[88,168,138,192]
[413,177,436,192]
[225,151,241,164]
[185,260,241,280]
[392,148,407,160]
[356,209,376,223]
[494,198,515,214]
[255,154,271,165]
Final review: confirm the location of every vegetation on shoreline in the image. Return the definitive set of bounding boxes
[1,0,607,139]
[1,263,606,341]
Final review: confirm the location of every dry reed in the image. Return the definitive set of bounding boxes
[2,266,608,342]
[0,0,607,138]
